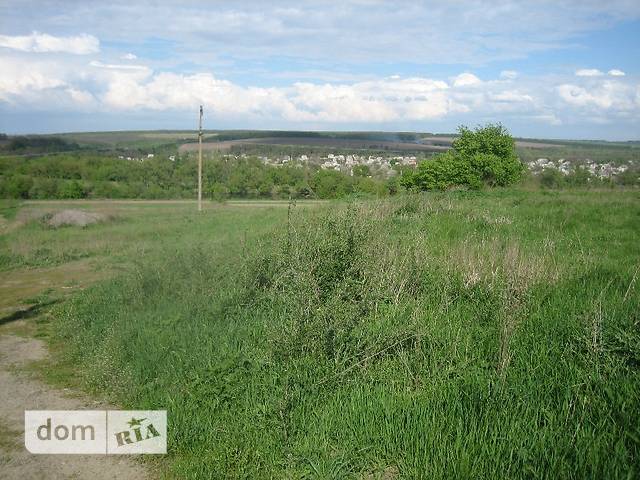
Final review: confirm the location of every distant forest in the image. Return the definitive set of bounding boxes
[0,135,82,154]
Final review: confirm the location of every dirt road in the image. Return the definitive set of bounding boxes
[0,332,149,479]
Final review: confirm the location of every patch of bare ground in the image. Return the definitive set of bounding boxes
[0,259,109,321]
[178,137,450,153]
[4,206,114,232]
[45,209,110,228]
[0,334,149,479]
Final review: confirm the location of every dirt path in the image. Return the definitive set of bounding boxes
[0,333,149,479]
[0,259,108,319]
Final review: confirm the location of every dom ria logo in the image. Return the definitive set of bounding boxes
[25,410,167,454]
[114,416,161,447]
[107,410,166,454]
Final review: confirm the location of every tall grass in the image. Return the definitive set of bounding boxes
[53,191,640,478]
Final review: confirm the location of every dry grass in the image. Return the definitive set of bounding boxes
[448,238,559,292]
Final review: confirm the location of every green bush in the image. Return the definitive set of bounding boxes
[59,180,85,199]
[403,150,479,190]
[4,175,34,198]
[539,169,565,189]
[538,167,609,189]
[310,169,353,198]
[402,123,525,191]
[29,177,59,199]
[565,166,593,187]
[210,182,230,202]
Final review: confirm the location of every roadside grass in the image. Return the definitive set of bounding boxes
[0,201,292,395]
[37,191,640,477]
[0,201,296,271]
[0,417,21,467]
[0,200,21,221]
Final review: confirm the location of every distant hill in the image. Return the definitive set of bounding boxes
[0,135,80,154]
[2,130,639,163]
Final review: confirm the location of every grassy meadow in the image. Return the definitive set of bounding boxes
[2,191,639,478]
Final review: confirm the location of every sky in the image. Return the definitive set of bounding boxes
[0,1,639,140]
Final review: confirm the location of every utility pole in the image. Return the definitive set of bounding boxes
[198,105,203,212]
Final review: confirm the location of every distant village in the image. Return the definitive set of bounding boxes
[118,151,419,177]
[118,153,176,162]
[255,153,418,176]
[117,151,635,180]
[526,158,633,178]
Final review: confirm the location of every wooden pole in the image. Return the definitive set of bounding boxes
[198,105,203,212]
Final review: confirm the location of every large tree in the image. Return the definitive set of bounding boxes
[402,123,524,191]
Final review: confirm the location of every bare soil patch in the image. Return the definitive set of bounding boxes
[45,209,109,228]
[0,259,109,322]
[178,136,451,153]
[0,334,148,479]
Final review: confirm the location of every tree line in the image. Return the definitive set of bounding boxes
[0,135,81,154]
[0,153,395,200]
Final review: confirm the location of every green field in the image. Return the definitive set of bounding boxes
[1,191,639,478]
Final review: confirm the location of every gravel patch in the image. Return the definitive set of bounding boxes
[45,210,108,228]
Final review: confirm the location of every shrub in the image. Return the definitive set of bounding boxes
[4,175,34,198]
[59,180,85,199]
[210,182,230,202]
[539,169,565,189]
[565,166,593,187]
[311,169,353,198]
[403,123,525,191]
[29,177,59,199]
[402,150,480,191]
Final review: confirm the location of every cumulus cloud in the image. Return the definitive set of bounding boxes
[53,67,545,125]
[121,53,137,60]
[96,73,454,123]
[89,60,150,71]
[0,56,65,100]
[452,73,482,87]
[608,69,625,76]
[0,31,99,54]
[0,55,96,109]
[557,81,638,111]
[1,49,638,132]
[490,91,533,103]
[0,69,65,101]
[85,69,640,128]
[575,69,604,77]
[66,88,95,105]
[290,77,451,122]
[530,113,562,126]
